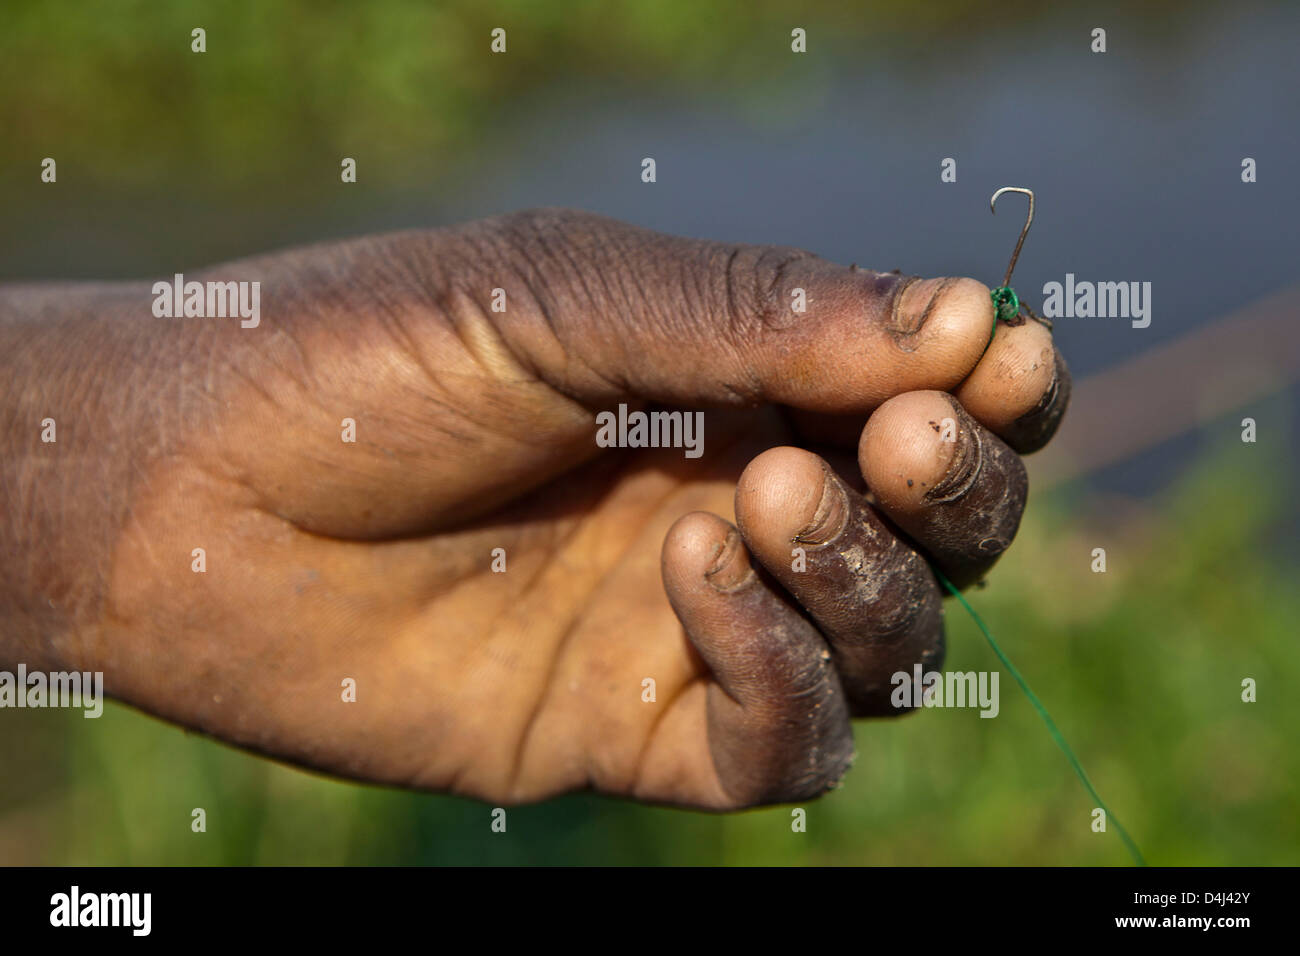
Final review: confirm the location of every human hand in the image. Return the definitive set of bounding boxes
[0,208,1067,808]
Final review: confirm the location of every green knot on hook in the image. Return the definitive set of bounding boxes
[989,186,1035,329]
[991,285,1019,323]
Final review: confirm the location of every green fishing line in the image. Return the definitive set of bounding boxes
[965,188,1140,861]
[932,565,1146,867]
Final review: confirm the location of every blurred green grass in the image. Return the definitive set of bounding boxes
[2,440,1294,865]
[1,0,1181,192]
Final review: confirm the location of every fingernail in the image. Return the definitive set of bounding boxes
[705,530,754,591]
[1003,349,1072,454]
[925,405,983,503]
[890,276,957,338]
[795,471,848,546]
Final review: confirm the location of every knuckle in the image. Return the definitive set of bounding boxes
[722,244,818,338]
[813,509,939,646]
[860,546,940,643]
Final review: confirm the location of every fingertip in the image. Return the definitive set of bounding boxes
[742,269,998,414]
[663,511,752,593]
[861,390,1029,588]
[1002,348,1071,453]
[859,390,964,512]
[955,318,1054,424]
[735,446,842,557]
[955,318,1070,452]
[894,277,996,388]
[659,504,854,805]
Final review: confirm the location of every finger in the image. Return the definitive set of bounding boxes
[733,448,944,716]
[477,208,995,414]
[659,511,855,807]
[859,391,1028,589]
[953,314,1071,453]
[783,314,1070,452]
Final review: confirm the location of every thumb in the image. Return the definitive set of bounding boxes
[203,209,1002,539]
[473,207,995,414]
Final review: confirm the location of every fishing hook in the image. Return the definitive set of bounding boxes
[990,186,1034,289]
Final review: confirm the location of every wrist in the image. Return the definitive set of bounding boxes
[0,283,159,671]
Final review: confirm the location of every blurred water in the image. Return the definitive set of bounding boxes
[426,5,1298,381]
[5,2,1297,468]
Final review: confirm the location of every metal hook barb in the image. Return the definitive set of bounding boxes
[990,186,1035,289]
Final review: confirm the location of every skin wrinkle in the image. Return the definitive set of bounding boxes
[435,299,592,452]
[575,226,627,325]
[705,595,851,804]
[448,286,516,380]
[576,470,719,793]
[605,230,666,369]
[719,381,758,404]
[365,255,436,330]
[209,352,360,515]
[756,247,815,332]
[222,351,284,411]
[497,250,567,384]
[507,590,588,799]
[100,457,230,639]
[501,216,562,304]
[629,674,702,797]
[888,274,922,336]
[408,473,600,629]
[441,228,619,418]
[542,220,605,324]
[715,248,769,404]
[213,248,542,536]
[723,246,742,340]
[501,231,627,398]
[372,305,469,422]
[886,274,964,357]
[373,246,461,349]
[329,272,558,460]
[913,277,959,333]
[259,333,319,407]
[574,234,649,394]
[504,454,673,800]
[533,216,750,406]
[683,245,716,332]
